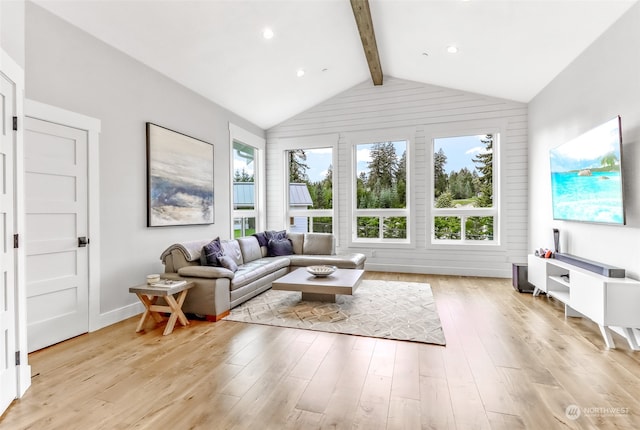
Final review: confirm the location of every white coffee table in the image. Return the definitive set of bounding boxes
[272,268,364,302]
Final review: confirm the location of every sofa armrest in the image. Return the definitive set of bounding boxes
[178,265,235,279]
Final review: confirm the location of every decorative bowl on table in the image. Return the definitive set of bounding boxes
[146,274,161,285]
[306,265,337,277]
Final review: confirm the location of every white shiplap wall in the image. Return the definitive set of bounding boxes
[267,77,528,278]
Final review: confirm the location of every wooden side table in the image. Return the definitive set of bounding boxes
[129,281,195,335]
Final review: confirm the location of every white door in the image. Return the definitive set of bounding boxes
[0,71,18,413]
[24,117,89,352]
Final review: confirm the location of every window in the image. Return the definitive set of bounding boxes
[432,133,497,244]
[230,124,265,238]
[287,148,333,233]
[232,141,259,237]
[353,140,408,242]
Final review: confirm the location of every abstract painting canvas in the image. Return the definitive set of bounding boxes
[147,123,214,227]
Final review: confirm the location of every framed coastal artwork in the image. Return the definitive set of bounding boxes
[146,123,214,227]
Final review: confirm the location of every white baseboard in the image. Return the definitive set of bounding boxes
[364,263,511,278]
[92,301,143,332]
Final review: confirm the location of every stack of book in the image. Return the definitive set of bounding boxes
[148,279,187,289]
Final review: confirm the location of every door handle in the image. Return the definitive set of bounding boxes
[78,237,89,247]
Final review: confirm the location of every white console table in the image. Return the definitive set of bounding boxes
[528,255,640,350]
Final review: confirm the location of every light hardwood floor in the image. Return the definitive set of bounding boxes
[2,272,640,429]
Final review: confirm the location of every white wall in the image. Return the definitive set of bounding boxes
[529,2,640,279]
[25,3,264,317]
[1,0,25,67]
[267,77,528,277]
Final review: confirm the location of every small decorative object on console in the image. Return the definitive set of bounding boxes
[306,265,337,277]
[146,274,160,284]
[553,228,560,253]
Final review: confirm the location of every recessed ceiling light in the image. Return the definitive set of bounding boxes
[262,28,274,39]
[297,69,305,77]
[447,45,458,54]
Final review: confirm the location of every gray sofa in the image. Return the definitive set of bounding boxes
[159,232,366,321]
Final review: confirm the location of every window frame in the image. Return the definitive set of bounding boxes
[427,121,505,249]
[229,123,265,238]
[348,128,414,247]
[283,136,337,235]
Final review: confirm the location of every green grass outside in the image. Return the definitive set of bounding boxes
[234,228,256,238]
[453,198,475,207]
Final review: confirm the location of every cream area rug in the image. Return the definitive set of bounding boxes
[224,280,446,345]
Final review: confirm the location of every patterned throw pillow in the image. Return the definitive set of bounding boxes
[266,229,287,241]
[200,237,224,266]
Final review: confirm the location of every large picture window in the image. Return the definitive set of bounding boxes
[287,148,333,233]
[353,140,408,241]
[432,133,497,243]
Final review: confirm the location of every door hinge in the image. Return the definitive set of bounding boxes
[13,234,19,249]
[15,351,20,366]
[13,116,18,131]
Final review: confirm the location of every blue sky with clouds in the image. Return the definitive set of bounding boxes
[434,135,490,174]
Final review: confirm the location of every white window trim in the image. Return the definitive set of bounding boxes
[281,134,338,235]
[346,127,415,247]
[229,123,265,237]
[425,120,506,250]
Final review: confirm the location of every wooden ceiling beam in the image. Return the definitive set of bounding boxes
[350,0,383,85]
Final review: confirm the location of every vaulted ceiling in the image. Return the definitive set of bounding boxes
[33,0,637,129]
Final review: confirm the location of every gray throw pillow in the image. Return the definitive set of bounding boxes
[218,255,238,272]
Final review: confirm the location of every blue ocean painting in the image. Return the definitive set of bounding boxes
[550,171,623,223]
[549,117,624,224]
[148,124,214,226]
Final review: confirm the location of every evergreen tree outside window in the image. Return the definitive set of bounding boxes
[287,148,333,233]
[354,140,408,241]
[432,133,497,243]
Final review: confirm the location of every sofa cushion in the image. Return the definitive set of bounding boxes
[221,240,244,266]
[267,237,294,256]
[287,232,304,255]
[218,255,239,272]
[200,237,223,266]
[237,236,263,263]
[288,253,366,269]
[230,257,290,290]
[178,265,235,279]
[303,233,334,255]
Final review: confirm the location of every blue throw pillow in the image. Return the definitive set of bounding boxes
[267,237,293,257]
[200,237,224,266]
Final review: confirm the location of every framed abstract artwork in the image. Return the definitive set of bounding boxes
[146,122,214,227]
